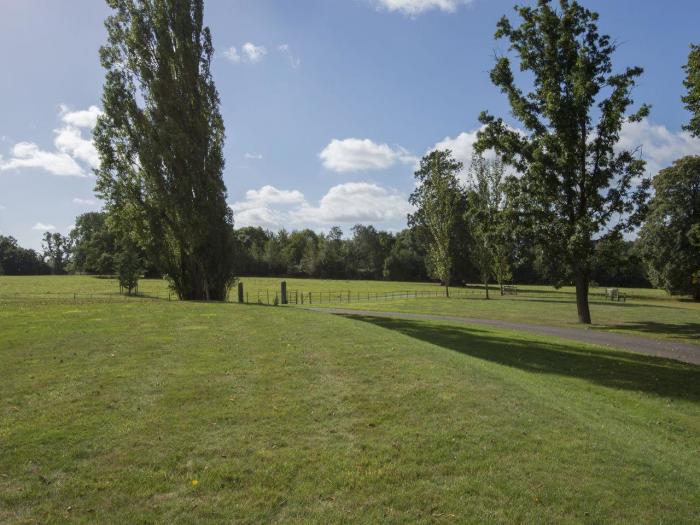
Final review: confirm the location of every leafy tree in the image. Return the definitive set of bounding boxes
[95,0,236,300]
[263,231,288,275]
[70,212,117,274]
[465,154,511,298]
[284,229,319,275]
[409,150,465,296]
[683,44,700,137]
[115,243,142,295]
[42,232,72,275]
[347,225,391,280]
[315,227,346,279]
[383,229,427,282]
[590,233,648,288]
[476,0,649,323]
[639,156,700,299]
[0,236,50,275]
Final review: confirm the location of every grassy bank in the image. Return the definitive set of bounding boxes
[1,298,699,523]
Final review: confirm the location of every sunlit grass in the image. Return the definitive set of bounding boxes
[1,299,699,523]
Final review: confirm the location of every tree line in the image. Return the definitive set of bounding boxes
[1,210,651,291]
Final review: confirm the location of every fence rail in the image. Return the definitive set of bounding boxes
[0,283,615,306]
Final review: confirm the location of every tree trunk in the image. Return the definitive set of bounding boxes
[485,280,490,300]
[574,271,592,324]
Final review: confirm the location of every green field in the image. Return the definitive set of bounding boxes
[2,275,698,346]
[1,276,699,523]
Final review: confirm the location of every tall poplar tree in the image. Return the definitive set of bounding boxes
[94,0,236,300]
[476,0,649,323]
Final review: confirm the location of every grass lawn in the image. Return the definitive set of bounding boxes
[309,294,700,347]
[1,296,699,523]
[2,275,698,346]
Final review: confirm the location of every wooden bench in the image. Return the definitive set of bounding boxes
[501,285,518,296]
[605,288,627,302]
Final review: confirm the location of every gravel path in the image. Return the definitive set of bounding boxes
[306,307,700,366]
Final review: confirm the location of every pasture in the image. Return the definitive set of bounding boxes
[1,275,699,523]
[2,275,698,346]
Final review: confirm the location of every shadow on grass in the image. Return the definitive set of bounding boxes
[342,315,700,402]
[599,321,700,342]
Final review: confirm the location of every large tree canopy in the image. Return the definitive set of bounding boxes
[476,0,649,323]
[94,0,236,300]
[639,156,700,300]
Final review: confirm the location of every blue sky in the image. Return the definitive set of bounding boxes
[1,0,699,249]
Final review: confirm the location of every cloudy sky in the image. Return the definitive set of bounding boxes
[1,0,699,249]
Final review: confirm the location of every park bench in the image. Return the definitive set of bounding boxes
[501,285,518,296]
[605,287,627,302]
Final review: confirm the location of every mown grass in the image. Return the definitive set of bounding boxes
[2,275,698,346]
[1,297,699,524]
[311,295,700,347]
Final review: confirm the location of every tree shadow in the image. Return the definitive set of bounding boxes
[341,315,700,402]
[596,321,700,342]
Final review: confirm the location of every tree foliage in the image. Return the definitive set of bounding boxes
[42,232,72,275]
[409,150,465,295]
[476,0,649,323]
[70,212,118,274]
[116,242,142,295]
[464,154,512,298]
[0,236,50,275]
[95,0,235,300]
[639,156,700,299]
[683,44,700,138]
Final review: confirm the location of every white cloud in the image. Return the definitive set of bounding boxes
[223,47,241,63]
[54,126,100,168]
[0,142,86,177]
[294,182,412,224]
[230,182,412,230]
[432,129,482,166]
[244,152,263,160]
[278,44,301,69]
[374,0,473,15]
[0,105,100,177]
[618,118,700,176]
[32,222,56,231]
[225,42,267,64]
[243,42,267,63]
[60,105,102,128]
[319,138,416,172]
[73,197,98,206]
[232,185,306,213]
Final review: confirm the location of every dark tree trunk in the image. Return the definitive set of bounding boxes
[574,271,592,324]
[484,280,490,300]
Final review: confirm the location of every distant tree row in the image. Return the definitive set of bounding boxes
[1,209,654,291]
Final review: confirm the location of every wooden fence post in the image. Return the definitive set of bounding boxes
[281,281,288,305]
[238,282,244,304]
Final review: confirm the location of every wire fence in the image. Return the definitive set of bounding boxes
[0,282,621,306]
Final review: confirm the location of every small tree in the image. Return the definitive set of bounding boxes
[683,44,700,138]
[639,156,700,300]
[465,154,511,299]
[409,150,464,296]
[115,245,141,296]
[42,232,72,275]
[476,0,649,323]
